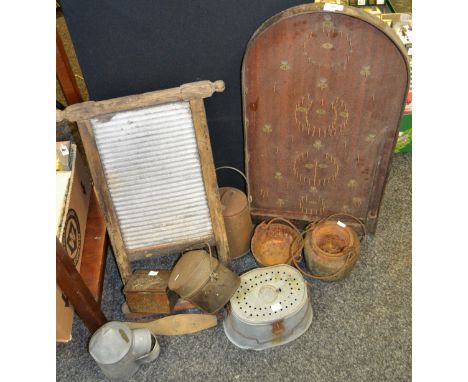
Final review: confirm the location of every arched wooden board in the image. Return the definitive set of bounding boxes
[243,4,409,233]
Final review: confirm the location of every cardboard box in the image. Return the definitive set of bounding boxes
[56,143,91,342]
[56,141,71,171]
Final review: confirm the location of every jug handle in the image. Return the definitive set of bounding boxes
[136,335,160,364]
[215,166,252,203]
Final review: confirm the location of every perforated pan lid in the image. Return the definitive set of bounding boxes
[230,265,307,324]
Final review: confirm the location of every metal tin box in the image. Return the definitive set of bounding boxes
[168,249,240,313]
[123,270,178,314]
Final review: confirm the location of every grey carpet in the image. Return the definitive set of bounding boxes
[56,153,412,382]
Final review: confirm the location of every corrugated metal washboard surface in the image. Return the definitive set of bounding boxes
[91,101,213,251]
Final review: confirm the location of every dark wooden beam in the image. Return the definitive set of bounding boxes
[79,189,108,305]
[56,29,82,105]
[56,238,107,333]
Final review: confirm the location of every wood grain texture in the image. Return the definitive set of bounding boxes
[190,98,230,265]
[79,188,108,304]
[72,82,229,286]
[56,29,83,105]
[243,3,409,233]
[125,314,217,336]
[77,120,133,283]
[63,80,225,122]
[127,236,215,262]
[56,238,107,333]
[121,299,199,321]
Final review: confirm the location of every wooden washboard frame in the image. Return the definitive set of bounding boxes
[60,80,229,283]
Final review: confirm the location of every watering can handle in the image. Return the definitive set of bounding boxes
[135,335,160,364]
[215,166,252,203]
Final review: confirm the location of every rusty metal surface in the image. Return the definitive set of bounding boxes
[219,187,253,259]
[168,250,240,313]
[251,220,301,267]
[243,4,409,233]
[91,101,213,251]
[123,270,178,314]
[304,221,360,281]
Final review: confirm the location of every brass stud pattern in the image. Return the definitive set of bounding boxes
[365,133,376,142]
[280,60,291,71]
[313,140,323,150]
[360,65,371,78]
[263,124,272,134]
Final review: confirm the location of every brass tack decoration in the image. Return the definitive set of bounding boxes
[263,124,272,134]
[360,65,371,78]
[280,60,291,71]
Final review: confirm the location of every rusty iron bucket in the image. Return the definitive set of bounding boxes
[168,246,240,313]
[293,214,366,282]
[251,217,302,267]
[216,166,254,260]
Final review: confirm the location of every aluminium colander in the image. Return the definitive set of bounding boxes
[223,264,313,350]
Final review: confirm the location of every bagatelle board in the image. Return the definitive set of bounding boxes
[243,3,409,233]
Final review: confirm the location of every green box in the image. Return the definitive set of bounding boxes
[395,113,412,153]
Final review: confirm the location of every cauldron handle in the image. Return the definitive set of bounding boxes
[319,213,367,241]
[265,217,301,235]
[215,166,252,203]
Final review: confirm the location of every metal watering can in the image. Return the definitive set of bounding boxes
[216,166,253,259]
[89,321,160,380]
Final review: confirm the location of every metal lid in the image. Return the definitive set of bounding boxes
[168,250,218,298]
[89,322,132,365]
[229,265,307,324]
[219,187,248,217]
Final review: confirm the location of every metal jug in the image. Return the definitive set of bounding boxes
[216,166,253,259]
[89,321,160,380]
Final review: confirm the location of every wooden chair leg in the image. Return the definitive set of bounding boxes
[56,29,83,105]
[56,238,107,333]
